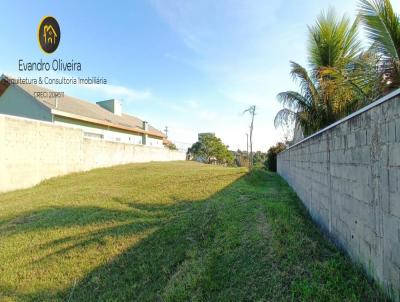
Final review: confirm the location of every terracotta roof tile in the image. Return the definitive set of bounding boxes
[5,76,164,137]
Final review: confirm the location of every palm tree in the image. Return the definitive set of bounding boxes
[308,9,367,121]
[275,9,365,137]
[308,9,361,69]
[359,0,400,90]
[274,62,324,136]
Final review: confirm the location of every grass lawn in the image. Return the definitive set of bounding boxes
[0,161,387,301]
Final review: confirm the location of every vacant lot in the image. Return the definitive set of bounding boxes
[0,161,386,301]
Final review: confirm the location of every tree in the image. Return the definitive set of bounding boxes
[232,149,249,167]
[253,151,268,167]
[359,0,400,91]
[243,105,256,168]
[275,8,380,137]
[274,62,324,137]
[165,142,177,150]
[307,9,374,118]
[308,9,361,74]
[230,149,266,167]
[265,142,287,172]
[188,134,234,165]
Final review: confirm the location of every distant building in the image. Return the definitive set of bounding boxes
[0,75,165,147]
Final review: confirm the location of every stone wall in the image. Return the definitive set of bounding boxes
[277,90,400,301]
[0,114,186,192]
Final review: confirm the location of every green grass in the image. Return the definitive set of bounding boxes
[0,161,387,301]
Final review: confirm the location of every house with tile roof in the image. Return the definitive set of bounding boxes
[0,75,166,147]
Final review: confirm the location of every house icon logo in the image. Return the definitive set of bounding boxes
[38,16,60,54]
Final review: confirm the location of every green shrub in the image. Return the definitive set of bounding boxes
[264,142,286,172]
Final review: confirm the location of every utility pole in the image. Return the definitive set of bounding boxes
[243,105,256,169]
[164,126,168,138]
[246,133,249,168]
[246,133,249,156]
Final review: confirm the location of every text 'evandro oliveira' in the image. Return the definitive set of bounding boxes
[18,59,82,72]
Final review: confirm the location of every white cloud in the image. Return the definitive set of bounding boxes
[151,0,283,57]
[80,83,152,102]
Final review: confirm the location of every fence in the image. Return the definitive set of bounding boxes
[0,114,186,192]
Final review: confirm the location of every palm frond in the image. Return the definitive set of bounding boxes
[276,91,311,111]
[359,0,400,60]
[289,61,321,103]
[308,8,361,69]
[274,108,297,128]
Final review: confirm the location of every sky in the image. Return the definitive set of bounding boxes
[1,0,399,151]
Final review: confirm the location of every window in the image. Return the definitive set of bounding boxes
[84,132,104,139]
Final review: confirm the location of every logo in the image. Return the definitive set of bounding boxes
[38,16,60,54]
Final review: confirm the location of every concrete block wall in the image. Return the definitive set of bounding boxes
[278,92,400,301]
[0,114,186,192]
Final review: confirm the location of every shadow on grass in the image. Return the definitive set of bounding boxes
[0,175,246,302]
[0,170,388,302]
[63,199,223,301]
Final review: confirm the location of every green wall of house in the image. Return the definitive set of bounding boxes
[0,85,52,121]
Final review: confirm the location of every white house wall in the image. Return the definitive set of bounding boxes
[147,135,163,147]
[54,116,163,147]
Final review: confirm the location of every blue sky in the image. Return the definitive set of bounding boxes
[1,0,399,151]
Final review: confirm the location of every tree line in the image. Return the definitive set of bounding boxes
[187,133,268,168]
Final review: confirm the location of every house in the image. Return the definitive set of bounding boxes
[43,25,57,45]
[0,75,166,147]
